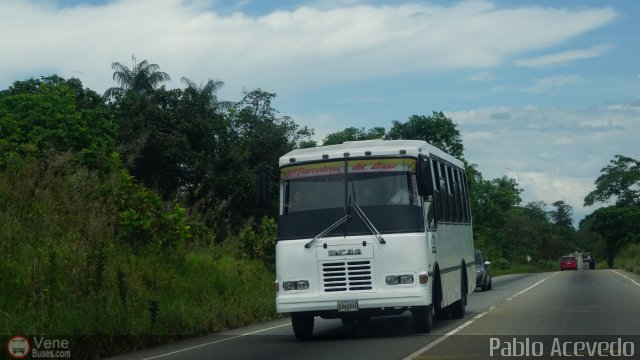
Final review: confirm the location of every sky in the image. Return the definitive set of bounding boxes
[1,0,639,225]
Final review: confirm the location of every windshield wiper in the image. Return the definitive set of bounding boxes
[352,202,386,245]
[304,214,351,248]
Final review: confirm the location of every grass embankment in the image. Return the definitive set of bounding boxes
[614,243,640,274]
[0,158,278,358]
[491,260,557,276]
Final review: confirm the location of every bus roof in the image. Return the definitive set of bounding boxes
[279,139,464,167]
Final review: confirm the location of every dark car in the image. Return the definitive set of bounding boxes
[583,252,596,269]
[474,249,492,291]
[560,255,578,271]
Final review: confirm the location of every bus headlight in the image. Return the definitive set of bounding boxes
[399,275,414,284]
[386,274,414,285]
[283,280,309,291]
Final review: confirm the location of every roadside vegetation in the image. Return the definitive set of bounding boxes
[614,243,640,274]
[1,57,638,357]
[492,260,558,276]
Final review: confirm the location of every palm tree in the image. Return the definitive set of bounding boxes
[104,55,171,99]
[181,77,235,111]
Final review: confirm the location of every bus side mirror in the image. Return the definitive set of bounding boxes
[256,169,269,207]
[417,157,434,197]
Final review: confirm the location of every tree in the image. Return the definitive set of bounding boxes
[489,176,522,211]
[586,206,640,268]
[181,77,234,112]
[582,155,640,267]
[0,75,115,170]
[112,85,231,201]
[387,111,464,158]
[466,164,524,262]
[584,155,640,206]
[104,55,171,99]
[213,89,313,223]
[298,140,317,149]
[322,126,385,145]
[524,201,549,223]
[551,200,574,229]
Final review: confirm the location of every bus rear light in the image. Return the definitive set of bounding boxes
[274,281,279,292]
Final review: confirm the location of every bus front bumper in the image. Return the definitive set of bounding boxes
[276,288,430,314]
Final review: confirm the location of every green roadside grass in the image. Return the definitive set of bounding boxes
[0,158,279,359]
[491,260,558,276]
[0,240,279,358]
[614,243,640,274]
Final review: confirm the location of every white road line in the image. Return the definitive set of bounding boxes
[507,271,559,301]
[610,269,640,288]
[403,272,558,360]
[140,322,291,360]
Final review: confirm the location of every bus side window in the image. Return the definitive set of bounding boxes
[439,162,450,222]
[461,171,471,224]
[418,156,435,196]
[458,171,467,224]
[422,157,437,229]
[432,158,443,222]
[453,169,463,223]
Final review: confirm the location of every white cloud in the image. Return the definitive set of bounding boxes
[0,0,617,95]
[461,71,494,83]
[451,102,639,223]
[514,44,616,68]
[506,171,599,226]
[292,112,342,143]
[521,75,584,93]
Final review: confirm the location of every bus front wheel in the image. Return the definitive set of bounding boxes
[412,305,433,333]
[291,312,314,340]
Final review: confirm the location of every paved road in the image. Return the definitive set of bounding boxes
[110,268,640,360]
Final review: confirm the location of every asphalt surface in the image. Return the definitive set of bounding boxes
[110,265,640,360]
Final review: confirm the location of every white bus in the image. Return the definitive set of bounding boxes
[274,140,474,339]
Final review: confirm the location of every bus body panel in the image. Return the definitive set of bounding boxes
[432,223,475,307]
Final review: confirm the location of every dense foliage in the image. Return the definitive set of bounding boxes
[0,72,297,357]
[580,155,640,267]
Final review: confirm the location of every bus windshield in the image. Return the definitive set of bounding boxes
[278,158,423,240]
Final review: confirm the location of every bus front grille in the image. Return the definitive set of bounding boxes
[322,260,373,292]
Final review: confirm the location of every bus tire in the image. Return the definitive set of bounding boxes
[450,275,466,319]
[433,270,448,319]
[341,316,356,326]
[412,305,433,333]
[291,312,314,340]
[357,315,371,325]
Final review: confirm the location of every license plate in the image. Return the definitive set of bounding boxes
[337,300,359,312]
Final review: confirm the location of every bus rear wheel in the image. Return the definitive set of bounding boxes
[291,312,314,340]
[450,276,467,319]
